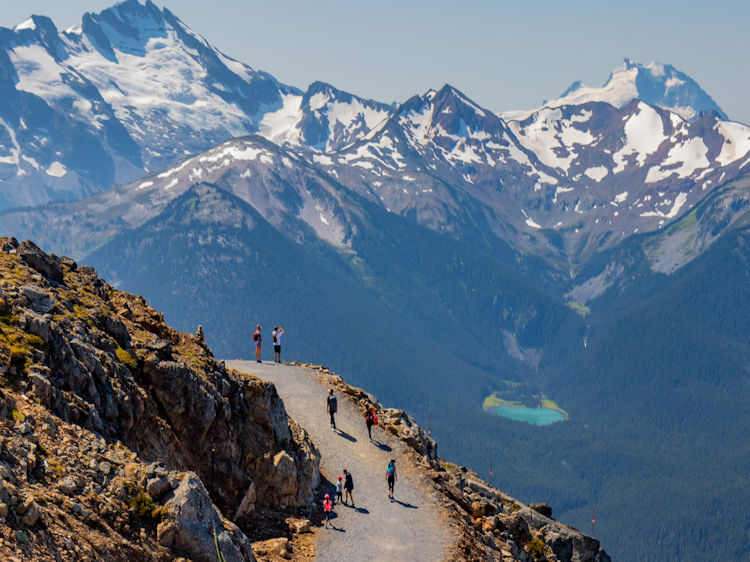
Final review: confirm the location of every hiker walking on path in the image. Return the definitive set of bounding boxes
[327,389,338,431]
[386,458,398,499]
[253,325,262,363]
[272,326,284,363]
[365,406,377,441]
[323,494,333,528]
[343,468,354,506]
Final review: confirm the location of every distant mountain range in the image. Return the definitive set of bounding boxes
[2,2,750,560]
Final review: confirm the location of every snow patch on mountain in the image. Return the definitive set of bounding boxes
[645,138,709,182]
[715,121,750,167]
[257,94,303,145]
[612,103,665,173]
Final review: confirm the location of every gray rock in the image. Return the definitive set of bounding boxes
[18,499,40,526]
[232,481,257,520]
[57,476,81,496]
[29,372,55,406]
[16,422,32,435]
[70,501,91,519]
[161,473,255,562]
[146,477,171,500]
[18,241,63,283]
[530,502,552,518]
[20,284,54,313]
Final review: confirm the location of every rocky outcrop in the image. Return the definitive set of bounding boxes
[293,362,610,562]
[0,237,320,559]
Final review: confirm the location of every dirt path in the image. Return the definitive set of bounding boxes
[227,360,456,561]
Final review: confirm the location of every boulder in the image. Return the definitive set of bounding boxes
[18,240,63,283]
[146,477,171,500]
[286,517,310,534]
[20,284,54,313]
[252,537,291,559]
[161,473,254,562]
[30,373,57,408]
[57,476,81,496]
[530,502,552,518]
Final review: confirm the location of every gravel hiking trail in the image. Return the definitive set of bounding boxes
[227,360,456,561]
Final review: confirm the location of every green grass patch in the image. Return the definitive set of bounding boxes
[527,536,546,559]
[482,392,523,412]
[566,300,591,317]
[128,489,155,517]
[541,398,569,419]
[114,344,137,370]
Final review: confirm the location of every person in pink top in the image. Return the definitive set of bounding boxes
[323,493,333,528]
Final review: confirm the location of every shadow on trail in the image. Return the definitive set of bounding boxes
[391,498,418,509]
[353,506,369,514]
[335,429,357,443]
[372,439,392,452]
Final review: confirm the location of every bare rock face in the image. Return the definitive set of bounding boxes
[17,240,63,283]
[159,473,255,562]
[0,237,320,559]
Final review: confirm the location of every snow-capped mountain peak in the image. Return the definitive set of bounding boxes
[549,58,727,121]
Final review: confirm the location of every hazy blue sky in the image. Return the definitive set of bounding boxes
[3,0,749,124]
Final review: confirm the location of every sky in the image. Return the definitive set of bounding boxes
[2,0,749,124]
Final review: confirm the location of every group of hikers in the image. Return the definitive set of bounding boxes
[252,325,284,363]
[323,389,398,528]
[250,326,402,529]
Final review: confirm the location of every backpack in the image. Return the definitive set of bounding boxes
[272,332,277,344]
[253,332,259,342]
[328,395,337,413]
[345,473,353,490]
[386,463,394,477]
[373,413,378,426]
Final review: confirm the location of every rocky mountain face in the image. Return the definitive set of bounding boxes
[0,236,320,560]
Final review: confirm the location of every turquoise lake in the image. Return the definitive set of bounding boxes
[492,406,566,426]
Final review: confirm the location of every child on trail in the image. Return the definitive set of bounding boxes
[386,458,397,499]
[252,325,262,363]
[335,476,343,504]
[272,326,284,363]
[364,407,377,441]
[323,493,333,528]
[343,468,354,506]
[326,389,338,431]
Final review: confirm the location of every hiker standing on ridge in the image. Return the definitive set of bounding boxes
[272,326,284,363]
[327,389,338,431]
[386,458,397,499]
[253,325,262,363]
